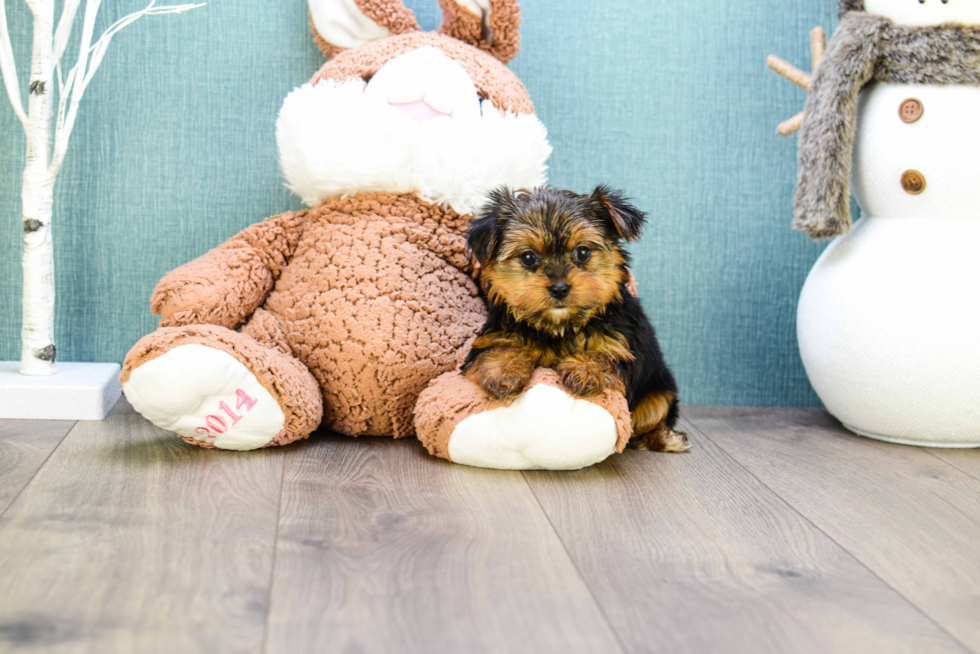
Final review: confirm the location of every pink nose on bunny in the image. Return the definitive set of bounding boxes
[390,101,447,123]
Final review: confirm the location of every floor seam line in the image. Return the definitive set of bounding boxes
[261,451,288,654]
[0,421,77,522]
[520,471,631,654]
[915,451,980,532]
[685,413,977,654]
[923,449,980,484]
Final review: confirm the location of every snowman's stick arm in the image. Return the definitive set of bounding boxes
[767,27,826,136]
[811,27,826,70]
[778,113,804,137]
[794,14,886,240]
[767,56,811,90]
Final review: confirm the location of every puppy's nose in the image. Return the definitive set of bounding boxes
[548,282,571,300]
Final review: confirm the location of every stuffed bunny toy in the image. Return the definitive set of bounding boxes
[121,0,547,447]
[122,0,636,468]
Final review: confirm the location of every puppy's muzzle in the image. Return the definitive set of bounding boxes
[548,282,571,300]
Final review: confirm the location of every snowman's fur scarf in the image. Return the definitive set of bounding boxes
[276,79,551,217]
[796,12,980,238]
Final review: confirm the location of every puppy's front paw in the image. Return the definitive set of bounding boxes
[466,348,536,401]
[481,373,530,401]
[556,355,624,397]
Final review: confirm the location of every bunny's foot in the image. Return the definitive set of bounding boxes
[414,368,631,470]
[121,324,322,450]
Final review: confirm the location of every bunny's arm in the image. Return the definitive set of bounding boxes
[151,209,311,329]
[794,13,887,239]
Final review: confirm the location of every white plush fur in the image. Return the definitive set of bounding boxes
[447,384,620,470]
[123,344,286,451]
[455,0,491,35]
[863,0,980,26]
[309,0,389,49]
[276,49,551,216]
[366,46,482,118]
[455,0,490,20]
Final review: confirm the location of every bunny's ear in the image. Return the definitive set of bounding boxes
[438,0,521,64]
[310,0,420,57]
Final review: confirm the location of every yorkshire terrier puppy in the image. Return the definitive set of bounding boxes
[462,186,688,453]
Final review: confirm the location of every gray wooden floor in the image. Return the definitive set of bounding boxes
[1,400,979,654]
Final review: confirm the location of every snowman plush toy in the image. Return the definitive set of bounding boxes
[789,0,980,446]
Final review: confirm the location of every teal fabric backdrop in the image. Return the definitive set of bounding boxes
[0,0,836,406]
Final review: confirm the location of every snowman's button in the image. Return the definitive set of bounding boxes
[899,98,923,123]
[901,170,926,195]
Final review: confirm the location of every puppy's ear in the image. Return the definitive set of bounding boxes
[589,185,646,242]
[468,188,514,264]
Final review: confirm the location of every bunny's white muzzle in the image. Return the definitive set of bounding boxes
[276,48,551,216]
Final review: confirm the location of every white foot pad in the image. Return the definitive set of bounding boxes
[448,384,619,470]
[123,344,285,451]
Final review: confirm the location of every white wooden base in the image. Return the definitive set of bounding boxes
[0,362,122,420]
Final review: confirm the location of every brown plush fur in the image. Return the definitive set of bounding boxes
[129,193,487,441]
[796,11,980,238]
[438,0,521,64]
[242,308,293,355]
[311,31,534,115]
[353,0,421,36]
[414,368,634,462]
[310,0,525,87]
[310,0,421,57]
[310,0,423,57]
[127,0,540,448]
[152,210,309,330]
[121,323,324,448]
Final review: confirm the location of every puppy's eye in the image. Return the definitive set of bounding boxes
[519,251,539,269]
[573,246,592,265]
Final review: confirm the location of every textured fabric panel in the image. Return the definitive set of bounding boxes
[0,0,833,406]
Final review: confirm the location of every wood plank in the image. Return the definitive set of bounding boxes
[265,435,623,654]
[0,418,75,516]
[0,399,285,654]
[689,407,980,653]
[523,417,966,654]
[928,449,980,483]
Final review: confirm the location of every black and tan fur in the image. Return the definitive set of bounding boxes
[462,186,688,453]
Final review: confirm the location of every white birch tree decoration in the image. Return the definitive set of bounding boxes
[0,0,202,376]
